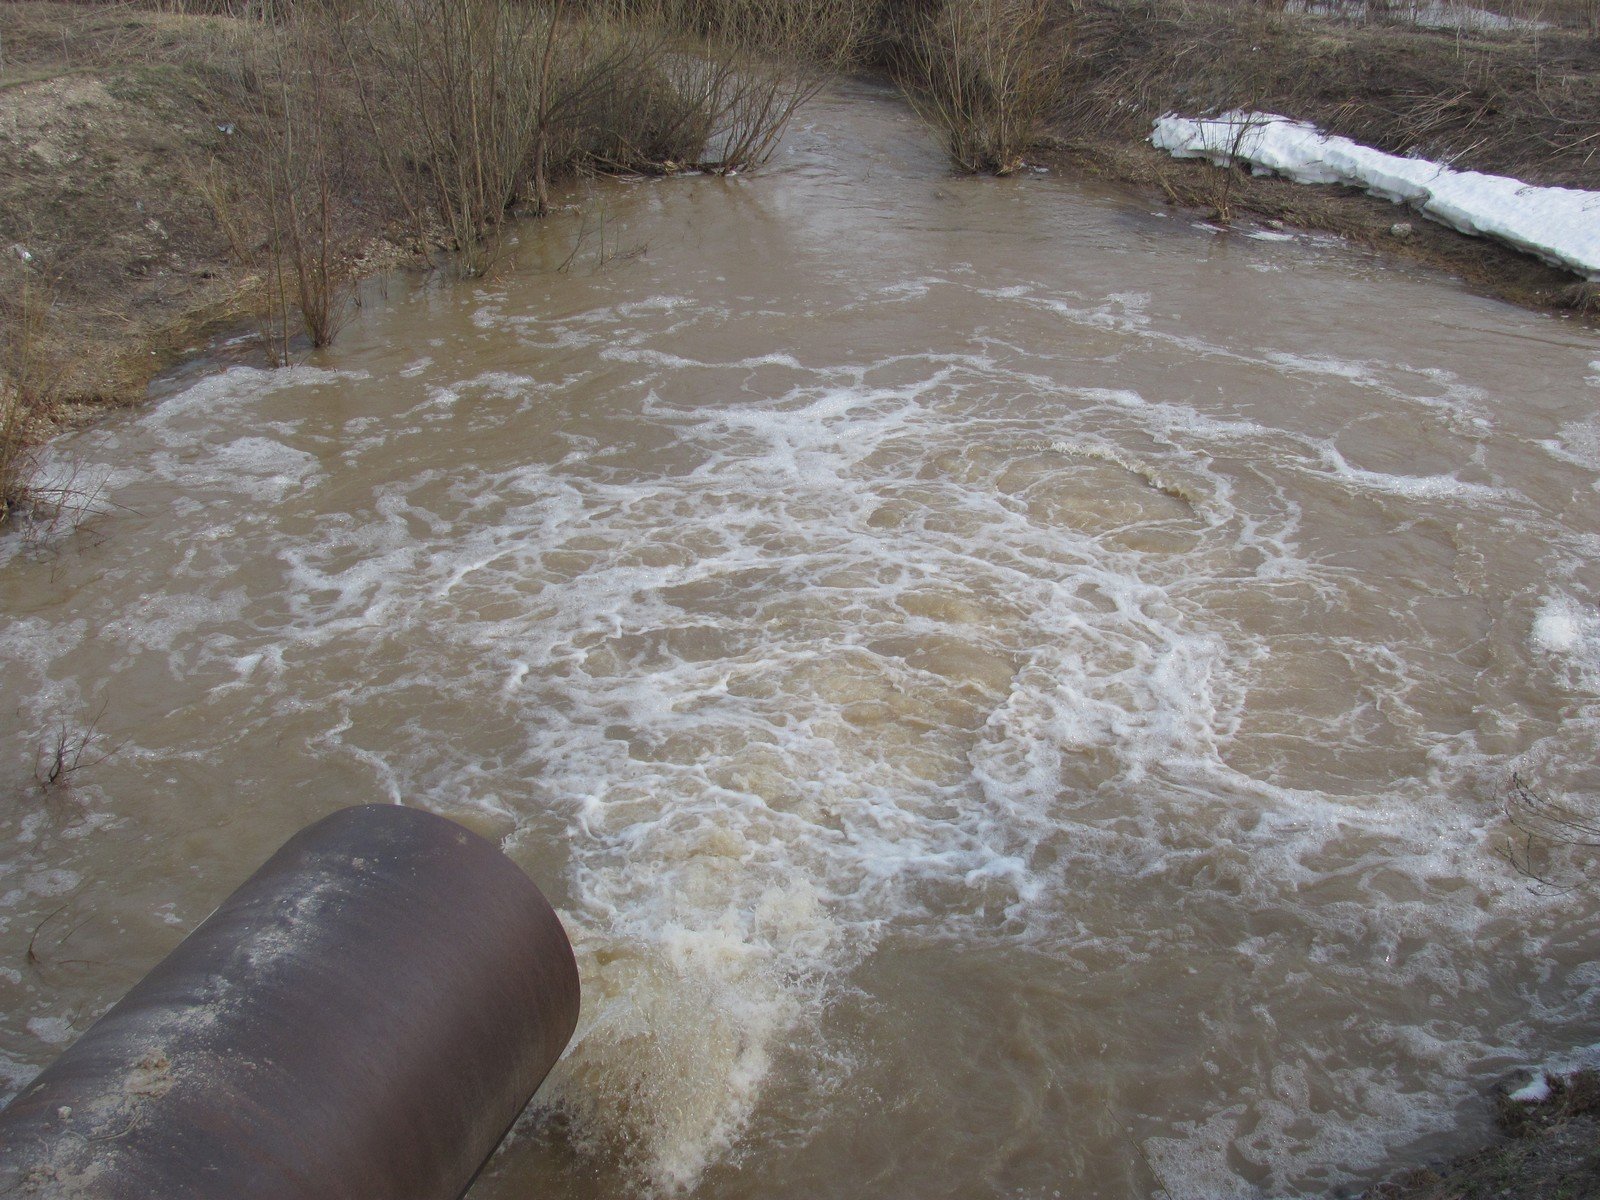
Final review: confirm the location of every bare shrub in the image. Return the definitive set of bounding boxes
[579,0,869,173]
[902,0,1063,175]
[349,0,550,273]
[258,21,360,353]
[188,11,373,358]
[558,187,651,271]
[34,702,116,798]
[188,0,866,285]
[541,11,711,174]
[1177,108,1273,222]
[223,16,367,359]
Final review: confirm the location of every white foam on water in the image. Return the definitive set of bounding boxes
[230,342,1345,1187]
[6,202,1600,1198]
[1532,594,1600,694]
[979,284,1495,434]
[34,307,1556,1196]
[1315,444,1505,501]
[24,1017,71,1046]
[259,336,1533,1192]
[143,364,367,424]
[1539,415,1600,482]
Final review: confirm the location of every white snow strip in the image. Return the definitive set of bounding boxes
[1151,112,1600,279]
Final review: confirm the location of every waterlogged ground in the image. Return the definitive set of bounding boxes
[4,82,1600,1198]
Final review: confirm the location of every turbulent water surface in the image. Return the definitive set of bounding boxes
[4,82,1600,1198]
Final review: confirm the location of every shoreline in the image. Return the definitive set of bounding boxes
[1040,136,1599,324]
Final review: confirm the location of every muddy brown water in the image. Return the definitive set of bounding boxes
[4,81,1600,1198]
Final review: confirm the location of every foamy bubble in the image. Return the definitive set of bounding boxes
[1533,594,1600,694]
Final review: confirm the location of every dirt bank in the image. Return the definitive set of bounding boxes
[1043,0,1600,319]
[0,2,416,429]
[1045,137,1595,316]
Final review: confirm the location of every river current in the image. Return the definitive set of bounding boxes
[4,81,1600,1198]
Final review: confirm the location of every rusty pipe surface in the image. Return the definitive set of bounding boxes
[0,805,580,1199]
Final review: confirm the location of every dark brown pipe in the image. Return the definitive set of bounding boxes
[0,805,580,1199]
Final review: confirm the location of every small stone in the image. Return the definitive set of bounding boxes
[56,1106,71,1120]
[8,243,31,263]
[1390,221,1414,238]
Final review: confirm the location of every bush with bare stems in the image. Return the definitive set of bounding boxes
[901,0,1064,175]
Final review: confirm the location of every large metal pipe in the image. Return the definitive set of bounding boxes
[0,804,580,1199]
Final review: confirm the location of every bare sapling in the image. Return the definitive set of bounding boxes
[532,1,568,217]
[607,0,866,174]
[1208,106,1270,222]
[0,378,27,530]
[33,699,118,819]
[258,16,360,356]
[198,12,363,362]
[558,187,650,271]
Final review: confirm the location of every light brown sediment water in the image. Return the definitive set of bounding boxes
[3,81,1600,1198]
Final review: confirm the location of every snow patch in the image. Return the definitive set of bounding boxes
[1151,112,1600,279]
